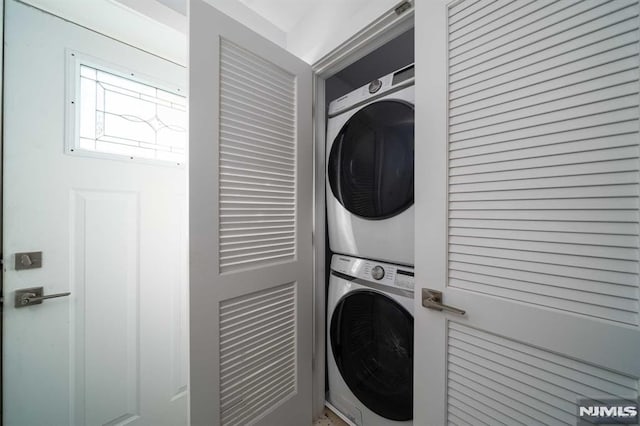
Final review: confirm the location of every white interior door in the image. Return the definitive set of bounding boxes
[3,2,188,425]
[189,0,313,425]
[415,1,640,425]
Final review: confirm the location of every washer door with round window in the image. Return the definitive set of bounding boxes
[330,290,414,422]
[325,85,415,266]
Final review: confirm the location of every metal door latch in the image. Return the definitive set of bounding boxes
[15,287,70,308]
[422,288,466,315]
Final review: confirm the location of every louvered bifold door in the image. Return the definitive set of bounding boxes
[189,1,313,425]
[415,1,640,425]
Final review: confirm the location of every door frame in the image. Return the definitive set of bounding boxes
[309,1,414,418]
[0,0,4,421]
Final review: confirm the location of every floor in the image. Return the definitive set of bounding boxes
[313,407,349,426]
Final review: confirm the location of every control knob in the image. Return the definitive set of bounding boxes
[368,79,382,94]
[371,265,385,280]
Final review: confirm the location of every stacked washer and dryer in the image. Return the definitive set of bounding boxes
[326,64,416,426]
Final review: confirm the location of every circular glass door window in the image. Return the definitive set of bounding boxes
[330,290,414,421]
[328,100,414,219]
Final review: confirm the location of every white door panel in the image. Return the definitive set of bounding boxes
[415,1,640,425]
[3,2,188,425]
[189,0,313,424]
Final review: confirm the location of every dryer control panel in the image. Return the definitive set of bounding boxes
[331,254,414,291]
[328,64,415,116]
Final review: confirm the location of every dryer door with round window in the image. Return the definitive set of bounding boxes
[328,100,414,220]
[330,290,414,421]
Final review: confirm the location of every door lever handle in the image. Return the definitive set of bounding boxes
[422,288,466,315]
[15,287,71,308]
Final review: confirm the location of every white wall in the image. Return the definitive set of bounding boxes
[18,0,287,66]
[117,0,289,53]
[19,0,187,64]
[286,0,401,64]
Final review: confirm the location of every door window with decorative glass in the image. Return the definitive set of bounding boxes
[67,53,186,165]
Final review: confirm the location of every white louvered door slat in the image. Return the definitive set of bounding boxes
[190,1,313,425]
[416,1,640,425]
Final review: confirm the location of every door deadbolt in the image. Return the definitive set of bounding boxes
[14,251,42,270]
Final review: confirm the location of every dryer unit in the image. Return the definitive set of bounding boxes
[326,64,415,266]
[327,254,414,426]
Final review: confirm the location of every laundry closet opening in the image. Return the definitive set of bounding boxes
[322,27,416,426]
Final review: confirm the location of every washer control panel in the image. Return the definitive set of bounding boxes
[331,254,414,291]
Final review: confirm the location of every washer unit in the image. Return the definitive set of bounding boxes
[327,254,414,426]
[326,64,415,267]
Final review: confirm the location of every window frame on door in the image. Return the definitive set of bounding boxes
[64,49,187,167]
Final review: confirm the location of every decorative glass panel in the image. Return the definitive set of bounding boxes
[76,64,186,164]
